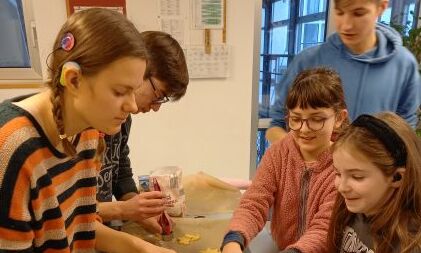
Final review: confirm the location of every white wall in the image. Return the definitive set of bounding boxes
[0,0,262,180]
[127,0,262,180]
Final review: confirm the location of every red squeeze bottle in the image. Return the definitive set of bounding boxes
[153,178,173,240]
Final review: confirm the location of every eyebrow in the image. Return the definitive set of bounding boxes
[115,84,140,91]
[352,8,368,12]
[343,168,366,173]
[335,7,368,12]
[290,112,328,116]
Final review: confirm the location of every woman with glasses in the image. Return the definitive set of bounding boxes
[221,68,348,253]
[266,0,420,143]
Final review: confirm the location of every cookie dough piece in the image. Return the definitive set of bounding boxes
[176,236,191,245]
[184,233,200,241]
[176,233,201,245]
[199,248,221,253]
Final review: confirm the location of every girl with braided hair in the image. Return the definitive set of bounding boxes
[0,8,174,253]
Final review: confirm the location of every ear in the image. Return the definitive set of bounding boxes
[390,167,405,188]
[62,69,80,89]
[60,62,81,94]
[377,0,389,16]
[334,109,348,129]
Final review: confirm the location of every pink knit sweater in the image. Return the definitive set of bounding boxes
[228,133,336,253]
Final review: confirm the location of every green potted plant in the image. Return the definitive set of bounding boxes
[391,13,421,73]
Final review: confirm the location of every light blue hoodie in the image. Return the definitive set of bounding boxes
[270,23,420,128]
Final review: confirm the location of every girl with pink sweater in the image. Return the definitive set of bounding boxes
[221,68,348,253]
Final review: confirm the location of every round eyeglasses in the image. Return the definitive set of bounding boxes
[287,114,335,132]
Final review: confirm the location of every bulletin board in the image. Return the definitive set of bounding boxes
[185,45,230,78]
[157,0,230,79]
[66,0,126,16]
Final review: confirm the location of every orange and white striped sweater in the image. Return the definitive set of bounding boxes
[228,133,336,253]
[0,102,101,252]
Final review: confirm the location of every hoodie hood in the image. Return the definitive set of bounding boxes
[328,22,403,64]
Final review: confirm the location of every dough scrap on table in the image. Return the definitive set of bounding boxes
[184,233,200,241]
[176,233,201,245]
[199,248,221,253]
[176,236,191,245]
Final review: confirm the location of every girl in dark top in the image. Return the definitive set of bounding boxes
[329,112,421,252]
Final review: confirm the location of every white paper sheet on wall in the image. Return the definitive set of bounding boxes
[186,44,230,79]
[191,0,224,29]
[160,18,185,47]
[157,0,186,47]
[73,6,124,14]
[159,0,181,16]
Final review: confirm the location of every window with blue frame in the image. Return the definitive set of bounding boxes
[0,0,30,67]
[256,0,420,164]
[380,0,420,31]
[257,0,328,164]
[0,0,42,82]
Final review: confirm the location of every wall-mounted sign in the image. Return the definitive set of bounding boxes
[66,0,126,16]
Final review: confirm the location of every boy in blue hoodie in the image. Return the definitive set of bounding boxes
[267,0,420,143]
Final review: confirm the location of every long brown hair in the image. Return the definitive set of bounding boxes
[47,8,147,156]
[141,31,189,100]
[328,112,421,252]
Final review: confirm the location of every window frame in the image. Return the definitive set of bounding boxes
[259,0,328,118]
[0,0,42,86]
[257,0,329,163]
[389,0,420,27]
[257,0,421,164]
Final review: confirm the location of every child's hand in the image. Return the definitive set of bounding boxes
[137,216,162,234]
[132,235,176,253]
[221,242,242,253]
[279,249,300,253]
[121,191,166,221]
[156,247,177,253]
[143,243,176,253]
